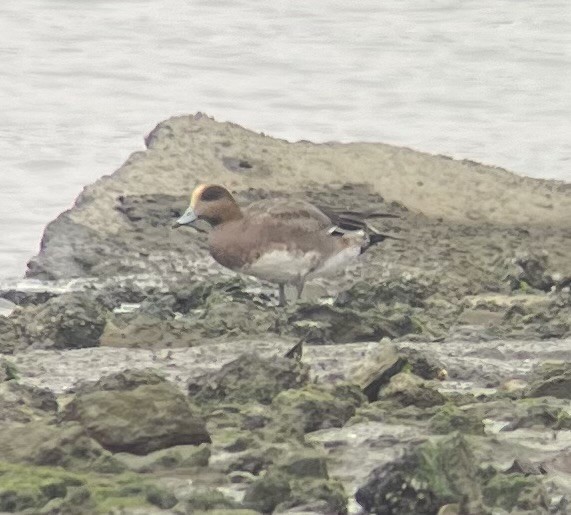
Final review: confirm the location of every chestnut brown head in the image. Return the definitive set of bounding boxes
[174,184,242,228]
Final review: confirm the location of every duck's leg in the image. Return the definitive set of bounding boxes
[278,283,287,307]
[295,281,305,302]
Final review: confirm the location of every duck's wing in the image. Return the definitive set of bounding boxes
[243,198,401,241]
[243,198,333,232]
[316,206,399,232]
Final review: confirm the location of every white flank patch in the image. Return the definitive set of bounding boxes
[244,249,321,283]
[307,245,361,279]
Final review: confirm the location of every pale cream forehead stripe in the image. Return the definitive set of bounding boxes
[190,184,207,208]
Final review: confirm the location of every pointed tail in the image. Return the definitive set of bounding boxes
[361,232,403,254]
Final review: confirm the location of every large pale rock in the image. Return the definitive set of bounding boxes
[25,113,571,280]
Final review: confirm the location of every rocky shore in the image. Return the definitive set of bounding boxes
[1,113,570,514]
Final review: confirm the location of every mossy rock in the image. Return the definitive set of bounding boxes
[37,485,93,514]
[145,484,178,509]
[0,463,96,513]
[379,372,446,408]
[276,451,329,479]
[287,303,416,344]
[188,352,310,406]
[276,478,347,515]
[11,292,108,350]
[0,359,18,382]
[0,421,124,473]
[482,473,548,512]
[0,382,57,423]
[115,443,210,473]
[429,404,485,435]
[182,489,241,512]
[224,442,295,476]
[270,384,364,434]
[243,472,292,513]
[526,361,571,399]
[503,399,571,431]
[0,459,184,513]
[0,462,83,513]
[62,379,210,455]
[356,433,484,514]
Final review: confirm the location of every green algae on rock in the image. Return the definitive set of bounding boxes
[0,421,125,473]
[429,404,486,436]
[0,359,18,382]
[114,443,210,473]
[0,381,57,423]
[62,370,210,455]
[0,461,172,514]
[270,384,365,435]
[188,352,310,406]
[242,471,292,513]
[378,372,446,408]
[355,433,485,514]
[286,302,417,343]
[525,361,571,399]
[482,473,549,513]
[3,292,109,352]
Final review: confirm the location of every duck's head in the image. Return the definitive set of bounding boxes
[174,184,242,229]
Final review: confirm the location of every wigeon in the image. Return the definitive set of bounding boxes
[175,184,399,305]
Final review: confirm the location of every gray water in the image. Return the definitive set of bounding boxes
[1,0,570,281]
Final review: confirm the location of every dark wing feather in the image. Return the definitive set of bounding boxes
[317,206,399,232]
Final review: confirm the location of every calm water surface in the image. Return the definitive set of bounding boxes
[1,0,570,280]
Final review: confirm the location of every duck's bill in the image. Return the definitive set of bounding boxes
[173,207,198,228]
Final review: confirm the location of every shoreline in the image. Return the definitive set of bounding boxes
[1,114,570,514]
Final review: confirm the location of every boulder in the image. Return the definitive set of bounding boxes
[72,368,166,395]
[274,479,347,515]
[0,317,19,354]
[270,384,364,434]
[0,462,86,514]
[0,288,57,307]
[355,433,484,514]
[351,343,447,402]
[0,421,124,473]
[501,398,571,431]
[25,114,571,282]
[275,451,329,480]
[0,359,18,382]
[243,472,292,514]
[482,473,548,513]
[429,404,485,435]
[350,343,407,401]
[9,292,108,350]
[114,444,210,473]
[0,381,57,423]
[188,352,310,406]
[287,303,416,344]
[505,251,555,292]
[525,361,571,399]
[62,370,210,454]
[378,372,446,408]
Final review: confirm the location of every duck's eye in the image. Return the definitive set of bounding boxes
[201,186,228,202]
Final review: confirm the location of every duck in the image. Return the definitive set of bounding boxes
[174,184,399,306]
